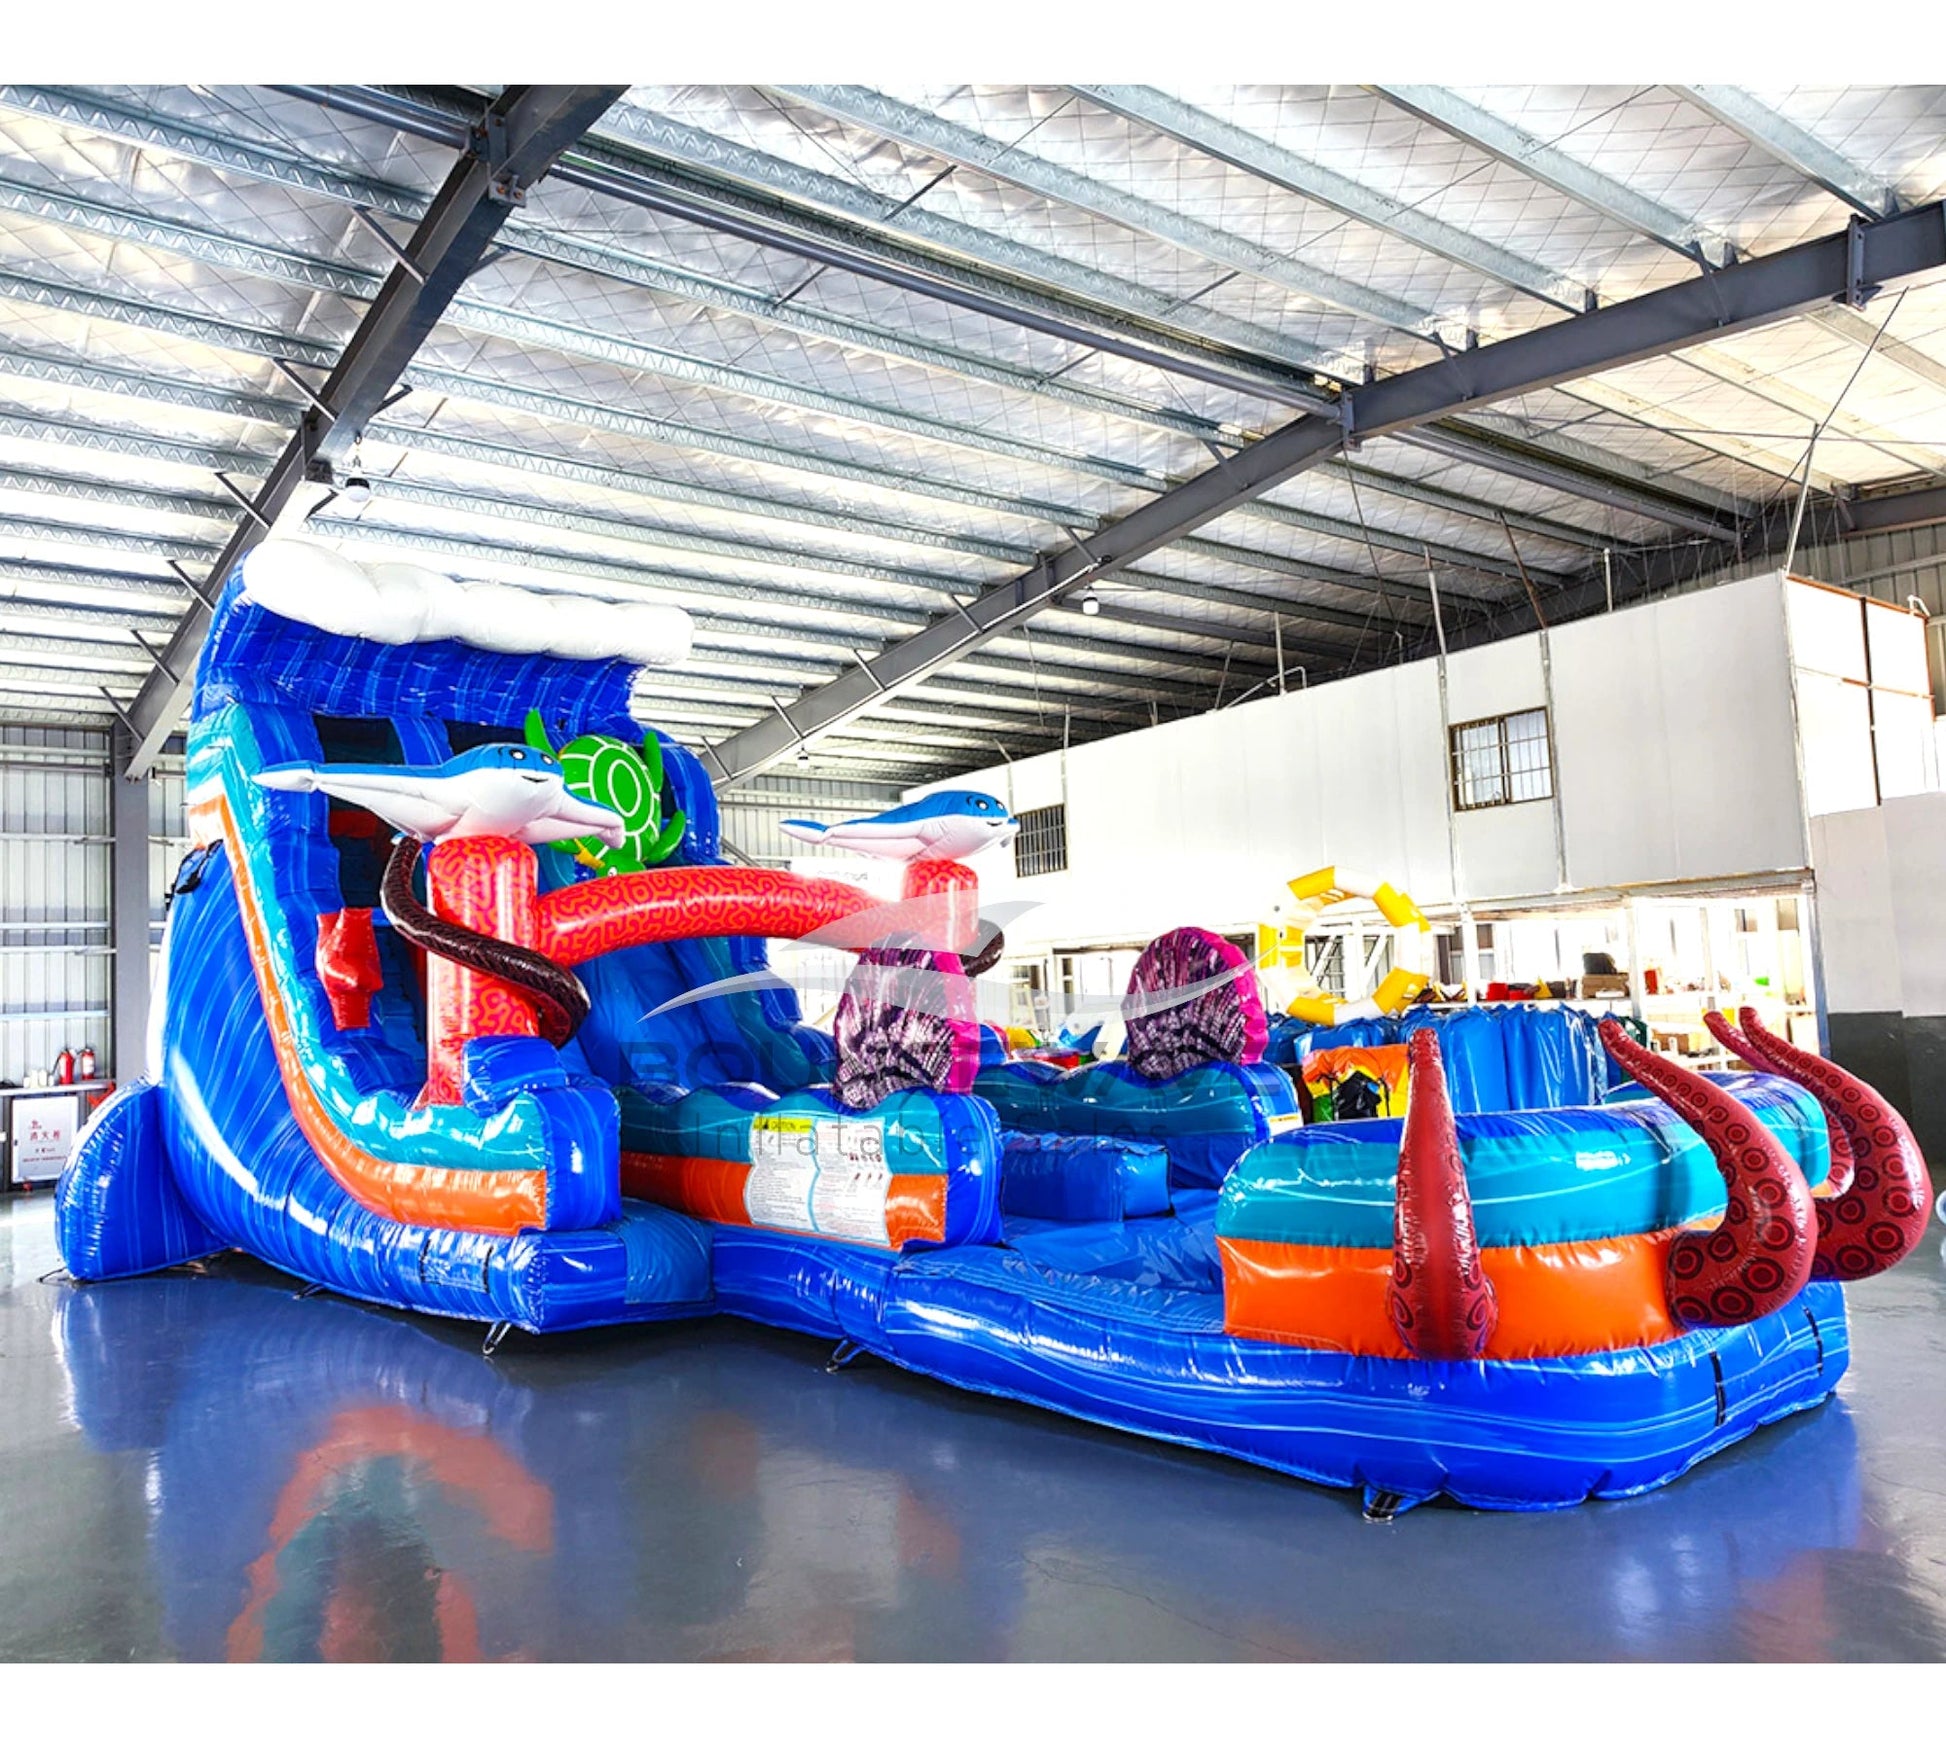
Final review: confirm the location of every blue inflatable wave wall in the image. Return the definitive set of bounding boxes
[1266,1002,1614,1112]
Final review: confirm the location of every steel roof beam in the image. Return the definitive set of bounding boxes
[1167,533,1494,609]
[1084,86,1943,492]
[0,459,1292,697]
[0,86,1280,451]
[0,344,290,428]
[704,198,1946,782]
[3,112,1751,552]
[1371,85,1733,268]
[639,664,1156,733]
[0,346,1471,638]
[0,454,945,627]
[303,85,1759,540]
[0,600,175,638]
[1672,87,1895,220]
[1344,205,1946,441]
[1806,304,1946,404]
[0,262,1094,532]
[0,511,214,567]
[1400,425,1743,535]
[1080,86,1946,483]
[946,648,1244,703]
[113,84,627,775]
[287,82,1340,404]
[1243,494,1566,583]
[0,86,1277,443]
[0,171,1174,501]
[0,184,1568,589]
[1405,425,1743,540]
[700,421,1360,783]
[775,85,1441,343]
[0,458,1302,665]
[1321,458,1607,551]
[0,389,1042,573]
[1074,85,1589,312]
[12,84,1680,551]
[0,558,191,612]
[903,680,1150,727]
[1838,480,1946,537]
[3,343,1523,614]
[258,80,1766,540]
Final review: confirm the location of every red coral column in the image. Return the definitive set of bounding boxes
[422,837,538,1106]
[1388,1029,1497,1361]
[901,858,980,953]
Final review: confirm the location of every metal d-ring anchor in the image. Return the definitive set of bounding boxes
[1362,1490,1404,1525]
[482,1320,514,1357]
[826,1339,867,1374]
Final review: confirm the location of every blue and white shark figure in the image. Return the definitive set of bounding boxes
[779,790,1018,863]
[256,744,626,847]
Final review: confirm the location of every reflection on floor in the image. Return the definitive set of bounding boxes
[3,1197,1945,1661]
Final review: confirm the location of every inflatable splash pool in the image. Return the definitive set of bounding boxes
[57,540,1934,1514]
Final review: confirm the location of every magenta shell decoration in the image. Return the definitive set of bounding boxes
[1122,926,1268,1082]
[832,946,981,1111]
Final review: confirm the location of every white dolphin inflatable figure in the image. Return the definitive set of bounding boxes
[255,743,625,847]
[779,791,1019,863]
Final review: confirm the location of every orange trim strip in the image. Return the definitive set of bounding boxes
[622,1153,752,1225]
[886,1176,948,1249]
[209,787,548,1235]
[621,1151,946,1249]
[187,792,224,849]
[1220,1230,1684,1359]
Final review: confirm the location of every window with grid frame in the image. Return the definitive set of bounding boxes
[1012,803,1068,876]
[1449,708,1554,812]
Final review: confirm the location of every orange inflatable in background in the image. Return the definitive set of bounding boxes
[1301,1044,1410,1121]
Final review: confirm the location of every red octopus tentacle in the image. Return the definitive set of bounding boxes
[1736,1008,1932,1282]
[1388,1029,1497,1361]
[1598,1019,1815,1327]
[1704,1010,1853,1195]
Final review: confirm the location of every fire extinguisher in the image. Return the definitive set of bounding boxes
[78,1045,97,1081]
[54,1047,75,1086]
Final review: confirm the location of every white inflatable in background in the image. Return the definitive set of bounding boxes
[239,538,693,666]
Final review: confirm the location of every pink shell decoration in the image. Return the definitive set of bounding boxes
[1122,926,1267,1082]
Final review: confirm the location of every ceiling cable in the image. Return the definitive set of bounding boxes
[1784,288,1907,578]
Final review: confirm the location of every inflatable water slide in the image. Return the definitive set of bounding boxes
[58,539,1935,1513]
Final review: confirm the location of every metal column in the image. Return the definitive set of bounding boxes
[109,726,151,1081]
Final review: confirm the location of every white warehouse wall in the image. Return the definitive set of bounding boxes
[1549,574,1805,889]
[911,573,1817,954]
[1809,790,1946,1158]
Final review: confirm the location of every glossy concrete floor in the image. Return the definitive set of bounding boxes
[3,1195,1945,1662]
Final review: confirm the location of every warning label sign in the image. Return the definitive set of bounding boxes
[743,1113,892,1246]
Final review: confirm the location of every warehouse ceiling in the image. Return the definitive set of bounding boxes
[3,82,1946,787]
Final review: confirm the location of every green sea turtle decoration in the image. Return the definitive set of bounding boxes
[523,709,686,874]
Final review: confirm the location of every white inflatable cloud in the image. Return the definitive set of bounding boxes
[237,539,692,667]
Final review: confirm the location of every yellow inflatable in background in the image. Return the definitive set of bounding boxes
[1258,865,1432,1026]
